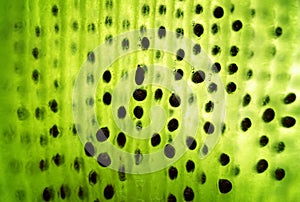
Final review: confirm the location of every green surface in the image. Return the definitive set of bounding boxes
[0,0,300,201]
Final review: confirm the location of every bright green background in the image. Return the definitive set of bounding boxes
[0,0,300,201]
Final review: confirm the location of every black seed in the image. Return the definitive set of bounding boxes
[247,69,253,79]
[43,187,53,201]
[220,153,230,166]
[84,142,95,157]
[186,160,195,172]
[51,5,58,16]
[283,93,296,104]
[105,35,113,44]
[78,187,85,199]
[72,124,77,135]
[117,132,126,148]
[104,185,114,199]
[211,23,219,34]
[168,166,178,180]
[140,26,148,33]
[234,167,240,176]
[40,135,48,147]
[88,23,96,32]
[202,145,208,155]
[208,83,218,93]
[122,38,129,50]
[257,159,268,173]
[169,93,181,107]
[168,194,177,202]
[262,108,275,123]
[183,186,194,201]
[226,82,236,94]
[176,49,185,61]
[205,101,214,112]
[52,153,64,166]
[32,47,39,59]
[141,4,150,16]
[39,159,49,171]
[193,44,201,55]
[230,4,235,12]
[159,5,166,15]
[151,133,161,147]
[97,153,111,167]
[17,107,29,121]
[232,20,243,31]
[175,69,183,80]
[118,166,126,181]
[214,7,224,18]
[158,26,166,38]
[74,157,82,172]
[218,179,232,193]
[228,63,238,74]
[281,116,296,128]
[175,9,183,18]
[87,74,94,85]
[72,21,79,31]
[118,106,126,119]
[192,70,205,83]
[89,170,98,185]
[134,106,143,119]
[277,142,285,153]
[122,19,130,29]
[103,92,112,105]
[134,149,143,165]
[222,123,226,134]
[263,95,270,106]
[194,23,204,37]
[176,28,184,38]
[168,119,179,132]
[155,89,163,100]
[212,45,221,55]
[275,168,285,180]
[105,0,113,9]
[87,51,95,63]
[203,122,215,134]
[243,94,251,106]
[32,69,39,82]
[60,185,69,199]
[230,46,239,56]
[188,94,195,104]
[96,127,110,142]
[136,121,143,130]
[54,24,59,33]
[105,16,112,27]
[275,27,282,37]
[14,21,24,32]
[50,125,59,137]
[103,70,111,83]
[141,37,150,50]
[135,66,145,85]
[212,62,221,73]
[164,144,175,158]
[133,89,147,101]
[251,8,256,16]
[241,118,251,131]
[48,99,58,113]
[186,136,197,150]
[35,26,41,37]
[195,4,203,14]
[200,172,206,184]
[54,80,59,88]
[259,136,269,147]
